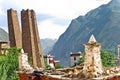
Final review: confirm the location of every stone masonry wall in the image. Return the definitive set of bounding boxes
[7,9,22,48]
[83,35,103,78]
[21,9,44,68]
[7,9,45,68]
[31,10,44,68]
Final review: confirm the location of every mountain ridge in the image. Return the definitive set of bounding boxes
[41,38,57,54]
[50,0,120,67]
[0,28,56,55]
[0,28,8,41]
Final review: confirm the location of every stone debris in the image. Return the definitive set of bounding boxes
[18,35,120,80]
[54,66,120,80]
[103,67,120,76]
[18,53,120,80]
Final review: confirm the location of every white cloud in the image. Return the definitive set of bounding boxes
[0,8,5,15]
[14,0,111,19]
[38,19,67,39]
[0,26,8,32]
[14,0,111,39]
[0,0,111,39]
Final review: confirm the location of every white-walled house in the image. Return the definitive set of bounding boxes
[70,52,82,66]
[44,54,60,68]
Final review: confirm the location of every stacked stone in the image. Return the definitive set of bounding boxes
[7,9,22,48]
[103,67,120,76]
[19,49,33,72]
[82,35,103,78]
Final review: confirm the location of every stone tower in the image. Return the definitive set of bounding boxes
[83,35,103,78]
[21,9,44,68]
[7,9,22,48]
[117,45,120,66]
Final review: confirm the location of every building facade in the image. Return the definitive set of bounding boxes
[70,52,82,66]
[44,54,60,68]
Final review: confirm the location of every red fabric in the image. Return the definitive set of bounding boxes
[49,59,54,63]
[107,76,120,80]
[32,76,41,80]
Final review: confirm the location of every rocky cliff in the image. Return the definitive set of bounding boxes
[50,0,120,66]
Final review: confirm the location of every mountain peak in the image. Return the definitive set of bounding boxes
[50,0,120,67]
[88,35,96,44]
[108,0,120,10]
[110,0,120,4]
[111,0,120,3]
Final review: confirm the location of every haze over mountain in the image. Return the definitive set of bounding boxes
[50,0,120,66]
[0,28,8,41]
[41,38,57,54]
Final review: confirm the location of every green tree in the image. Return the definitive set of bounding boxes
[101,50,116,67]
[55,63,62,69]
[0,48,21,80]
[44,58,50,69]
[77,50,116,67]
[77,53,85,65]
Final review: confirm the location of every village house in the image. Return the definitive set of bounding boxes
[44,54,60,68]
[0,41,9,55]
[70,52,82,66]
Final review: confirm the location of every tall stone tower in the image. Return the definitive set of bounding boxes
[83,35,103,78]
[117,45,120,66]
[7,9,22,48]
[21,9,44,68]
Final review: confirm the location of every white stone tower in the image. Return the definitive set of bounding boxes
[83,35,103,78]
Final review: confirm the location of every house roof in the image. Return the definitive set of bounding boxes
[70,52,82,56]
[44,55,54,58]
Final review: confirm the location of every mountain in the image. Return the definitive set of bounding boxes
[50,0,120,67]
[0,28,8,41]
[41,38,57,55]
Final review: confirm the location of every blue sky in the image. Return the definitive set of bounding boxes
[0,0,111,39]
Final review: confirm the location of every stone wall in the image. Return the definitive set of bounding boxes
[7,9,22,48]
[83,35,103,78]
[7,9,45,68]
[117,45,120,66]
[21,9,44,68]
[18,49,33,71]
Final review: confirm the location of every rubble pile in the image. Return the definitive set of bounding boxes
[18,35,120,80]
[56,66,120,79]
[57,64,83,78]
[18,53,120,80]
[103,67,120,76]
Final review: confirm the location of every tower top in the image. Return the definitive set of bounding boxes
[21,49,24,53]
[88,34,96,44]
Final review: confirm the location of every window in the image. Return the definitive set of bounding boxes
[74,57,76,61]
